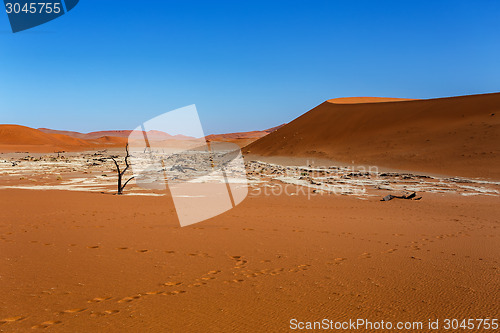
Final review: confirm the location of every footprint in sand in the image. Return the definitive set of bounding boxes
[90,310,120,318]
[118,295,141,303]
[32,320,62,329]
[230,256,248,268]
[224,279,244,284]
[289,264,311,272]
[58,308,87,314]
[0,316,26,324]
[87,245,100,249]
[188,252,211,258]
[163,282,182,286]
[162,290,186,295]
[88,297,112,303]
[201,276,215,280]
[116,247,129,250]
[136,249,149,253]
[207,270,221,275]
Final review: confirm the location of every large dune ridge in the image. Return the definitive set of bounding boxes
[245,92,500,179]
[327,97,417,104]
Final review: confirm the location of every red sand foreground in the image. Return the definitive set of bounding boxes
[0,189,498,332]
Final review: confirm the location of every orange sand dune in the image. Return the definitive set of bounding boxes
[91,136,129,145]
[205,124,286,148]
[0,125,127,152]
[0,125,90,149]
[245,93,500,179]
[1,124,284,152]
[328,97,417,104]
[38,128,133,140]
[39,128,196,141]
[206,124,285,141]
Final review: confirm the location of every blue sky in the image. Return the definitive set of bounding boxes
[1,0,499,134]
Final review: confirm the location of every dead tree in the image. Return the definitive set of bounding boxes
[110,143,135,195]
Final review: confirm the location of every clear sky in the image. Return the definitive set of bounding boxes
[1,0,499,134]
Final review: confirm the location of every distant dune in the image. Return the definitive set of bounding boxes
[0,125,91,152]
[38,128,195,141]
[0,124,283,152]
[0,125,129,152]
[245,93,500,179]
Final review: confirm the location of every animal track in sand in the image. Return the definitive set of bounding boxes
[163,282,182,286]
[288,264,311,272]
[116,247,129,250]
[118,295,141,303]
[88,296,112,303]
[162,290,186,295]
[90,310,119,317]
[87,245,100,249]
[207,270,221,274]
[32,320,62,329]
[187,252,211,258]
[0,316,26,324]
[136,249,149,253]
[230,255,248,268]
[224,279,245,284]
[234,264,310,281]
[244,268,284,278]
[327,258,348,265]
[58,308,87,314]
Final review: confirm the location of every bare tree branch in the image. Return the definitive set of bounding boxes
[121,176,135,192]
[109,144,134,195]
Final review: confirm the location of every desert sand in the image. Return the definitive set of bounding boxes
[0,187,498,332]
[0,93,498,332]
